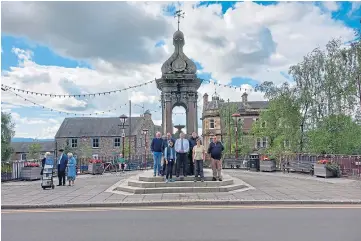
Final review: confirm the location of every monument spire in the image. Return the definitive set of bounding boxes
[174,8,185,31]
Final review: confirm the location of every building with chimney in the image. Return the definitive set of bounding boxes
[201,91,269,150]
[55,110,161,159]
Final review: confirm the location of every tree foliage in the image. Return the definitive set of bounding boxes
[120,137,131,158]
[1,112,15,162]
[28,142,42,160]
[306,114,361,155]
[254,33,361,155]
[78,141,92,159]
[251,91,302,157]
[219,102,251,155]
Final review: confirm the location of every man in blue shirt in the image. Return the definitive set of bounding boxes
[151,132,163,176]
[175,133,190,177]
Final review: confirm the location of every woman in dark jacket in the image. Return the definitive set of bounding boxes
[40,152,51,175]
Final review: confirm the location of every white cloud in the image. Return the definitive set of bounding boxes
[1,1,356,138]
[322,2,340,12]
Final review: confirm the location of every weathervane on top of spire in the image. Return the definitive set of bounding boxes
[174,7,185,31]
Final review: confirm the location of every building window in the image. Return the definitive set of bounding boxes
[92,138,99,148]
[256,137,268,148]
[71,138,78,148]
[284,140,291,148]
[114,138,121,147]
[20,153,27,161]
[262,137,268,148]
[92,154,99,159]
[209,119,215,129]
[209,137,213,143]
[256,138,262,149]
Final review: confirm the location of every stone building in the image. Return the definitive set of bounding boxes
[10,141,55,161]
[201,91,269,150]
[54,110,161,159]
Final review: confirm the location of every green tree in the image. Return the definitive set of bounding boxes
[28,142,42,160]
[219,102,241,154]
[251,93,302,158]
[306,114,361,154]
[78,142,92,159]
[1,112,15,162]
[120,137,131,158]
[63,139,73,155]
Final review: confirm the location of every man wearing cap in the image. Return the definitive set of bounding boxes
[57,149,68,186]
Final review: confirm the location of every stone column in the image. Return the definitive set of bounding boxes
[164,101,173,134]
[187,100,197,135]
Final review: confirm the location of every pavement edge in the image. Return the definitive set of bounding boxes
[3,200,361,210]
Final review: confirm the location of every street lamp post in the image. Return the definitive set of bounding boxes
[232,113,241,159]
[142,128,149,170]
[119,115,128,160]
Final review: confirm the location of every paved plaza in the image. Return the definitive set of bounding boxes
[2,170,361,208]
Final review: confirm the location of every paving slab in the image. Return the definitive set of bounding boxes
[2,169,361,209]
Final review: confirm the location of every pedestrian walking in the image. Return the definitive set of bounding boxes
[117,153,126,173]
[175,133,189,177]
[192,138,205,182]
[57,149,68,186]
[164,140,176,183]
[207,136,224,181]
[151,132,163,176]
[67,153,77,186]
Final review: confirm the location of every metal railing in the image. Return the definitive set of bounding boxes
[222,153,361,179]
[1,155,154,182]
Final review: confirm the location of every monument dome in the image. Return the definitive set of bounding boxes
[161,29,197,76]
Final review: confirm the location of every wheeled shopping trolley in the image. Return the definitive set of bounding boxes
[41,157,55,190]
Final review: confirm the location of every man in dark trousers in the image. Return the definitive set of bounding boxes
[162,133,176,176]
[207,136,224,181]
[57,149,68,186]
[188,132,201,176]
[175,133,189,177]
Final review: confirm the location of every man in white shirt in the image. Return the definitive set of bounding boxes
[174,133,189,177]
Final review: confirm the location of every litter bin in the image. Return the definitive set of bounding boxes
[249,153,260,172]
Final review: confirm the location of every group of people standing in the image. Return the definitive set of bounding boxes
[41,149,77,187]
[150,132,224,182]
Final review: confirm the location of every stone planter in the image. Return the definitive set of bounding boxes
[20,167,42,181]
[314,163,334,178]
[88,163,103,175]
[260,160,276,172]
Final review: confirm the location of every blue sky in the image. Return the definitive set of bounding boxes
[1,1,360,138]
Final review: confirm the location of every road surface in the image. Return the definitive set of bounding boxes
[2,205,361,241]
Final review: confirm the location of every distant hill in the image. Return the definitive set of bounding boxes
[12,138,54,142]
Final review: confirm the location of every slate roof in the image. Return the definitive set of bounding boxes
[55,117,144,138]
[208,101,269,111]
[11,141,55,153]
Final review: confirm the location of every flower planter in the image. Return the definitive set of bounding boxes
[88,163,103,175]
[20,167,42,181]
[314,163,334,178]
[260,160,276,172]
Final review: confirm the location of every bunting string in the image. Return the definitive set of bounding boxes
[200,79,254,93]
[1,80,155,98]
[2,89,128,116]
